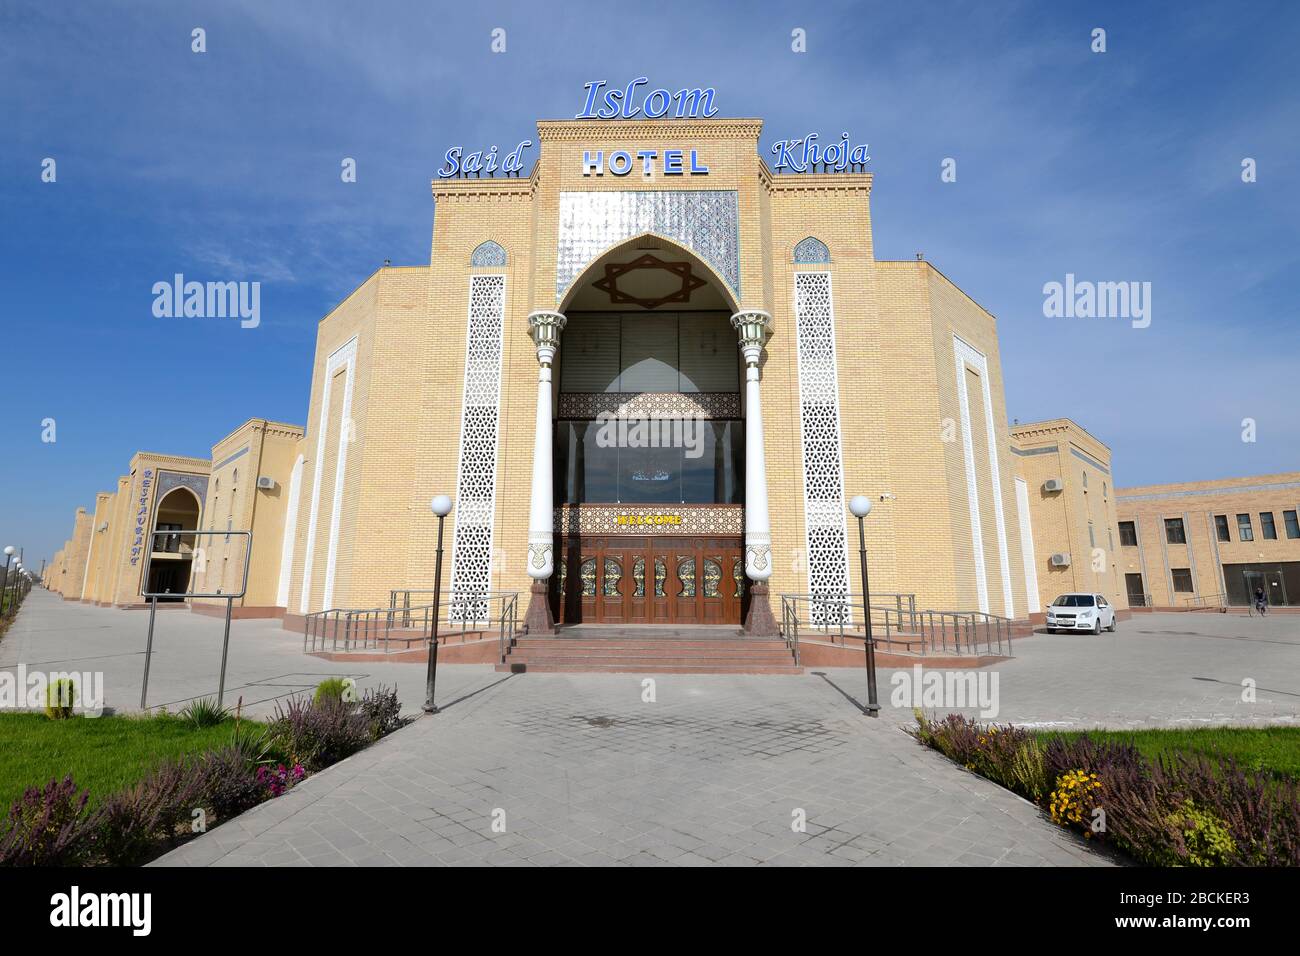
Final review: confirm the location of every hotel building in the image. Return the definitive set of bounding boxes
[47,106,1285,642]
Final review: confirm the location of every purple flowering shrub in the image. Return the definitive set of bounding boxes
[256,763,307,798]
[912,711,1300,866]
[0,775,92,866]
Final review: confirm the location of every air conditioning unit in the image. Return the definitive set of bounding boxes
[1050,553,1071,567]
[256,476,277,490]
[1042,478,1064,493]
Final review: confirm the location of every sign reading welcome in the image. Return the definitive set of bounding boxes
[616,514,683,526]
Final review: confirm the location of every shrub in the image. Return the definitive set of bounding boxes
[267,696,372,771]
[0,775,92,866]
[312,678,349,706]
[255,764,306,798]
[360,685,405,739]
[1048,769,1103,829]
[91,742,269,866]
[1167,800,1236,867]
[91,762,201,866]
[44,678,76,720]
[195,745,269,821]
[178,697,229,728]
[1007,737,1048,802]
[910,711,1045,797]
[915,713,1300,867]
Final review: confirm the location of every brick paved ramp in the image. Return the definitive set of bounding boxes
[154,672,1111,867]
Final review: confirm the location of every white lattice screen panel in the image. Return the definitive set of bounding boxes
[794,271,852,624]
[449,275,506,620]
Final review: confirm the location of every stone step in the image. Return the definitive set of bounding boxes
[512,639,789,652]
[507,650,797,663]
[495,661,804,675]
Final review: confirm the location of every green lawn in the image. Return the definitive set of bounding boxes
[0,713,266,809]
[1036,727,1300,782]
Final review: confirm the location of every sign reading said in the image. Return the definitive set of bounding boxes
[438,140,532,179]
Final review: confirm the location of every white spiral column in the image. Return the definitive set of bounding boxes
[730,309,779,636]
[523,310,566,634]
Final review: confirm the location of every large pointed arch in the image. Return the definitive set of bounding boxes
[558,232,740,314]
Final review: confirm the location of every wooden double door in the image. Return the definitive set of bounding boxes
[554,535,746,625]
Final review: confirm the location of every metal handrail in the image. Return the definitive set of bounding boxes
[777,593,1015,658]
[1127,593,1155,608]
[778,592,918,632]
[780,596,802,666]
[304,603,437,653]
[1183,592,1227,608]
[306,591,520,658]
[921,609,1013,656]
[777,594,925,655]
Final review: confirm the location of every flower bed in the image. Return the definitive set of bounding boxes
[911,712,1300,866]
[0,685,407,866]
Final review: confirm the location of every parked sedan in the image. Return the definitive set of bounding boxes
[1046,593,1116,634]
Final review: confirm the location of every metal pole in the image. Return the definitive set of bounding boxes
[140,596,158,709]
[856,516,879,716]
[0,556,10,614]
[423,514,445,713]
[216,596,233,709]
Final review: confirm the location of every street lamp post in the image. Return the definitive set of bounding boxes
[1,546,13,614]
[848,496,880,716]
[423,495,452,714]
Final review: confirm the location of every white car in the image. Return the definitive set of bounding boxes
[1046,593,1116,634]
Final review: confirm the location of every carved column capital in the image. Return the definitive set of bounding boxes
[528,310,567,366]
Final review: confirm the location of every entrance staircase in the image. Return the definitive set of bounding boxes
[496,625,803,674]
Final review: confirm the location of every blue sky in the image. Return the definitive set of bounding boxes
[2,0,1297,567]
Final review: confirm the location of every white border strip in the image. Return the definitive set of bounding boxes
[953,334,1013,616]
[299,336,357,613]
[1015,477,1040,613]
[276,454,303,608]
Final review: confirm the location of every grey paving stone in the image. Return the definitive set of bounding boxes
[8,595,1288,869]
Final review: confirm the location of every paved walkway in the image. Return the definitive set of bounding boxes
[0,590,488,718]
[4,591,1296,726]
[154,672,1111,867]
[6,592,1297,867]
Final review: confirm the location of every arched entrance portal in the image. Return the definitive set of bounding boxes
[147,487,200,600]
[550,235,748,625]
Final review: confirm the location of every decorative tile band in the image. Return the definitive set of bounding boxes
[449,275,506,615]
[556,190,740,302]
[555,505,743,536]
[557,391,740,419]
[793,272,852,624]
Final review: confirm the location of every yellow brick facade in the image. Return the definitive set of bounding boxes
[1116,473,1300,608]
[283,117,1035,622]
[192,419,305,614]
[57,116,1237,630]
[1011,419,1125,614]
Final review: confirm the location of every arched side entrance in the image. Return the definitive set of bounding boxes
[147,487,201,600]
[538,234,758,626]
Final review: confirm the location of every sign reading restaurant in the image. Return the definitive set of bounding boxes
[437,79,868,178]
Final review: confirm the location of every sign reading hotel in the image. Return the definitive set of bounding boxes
[438,79,868,180]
